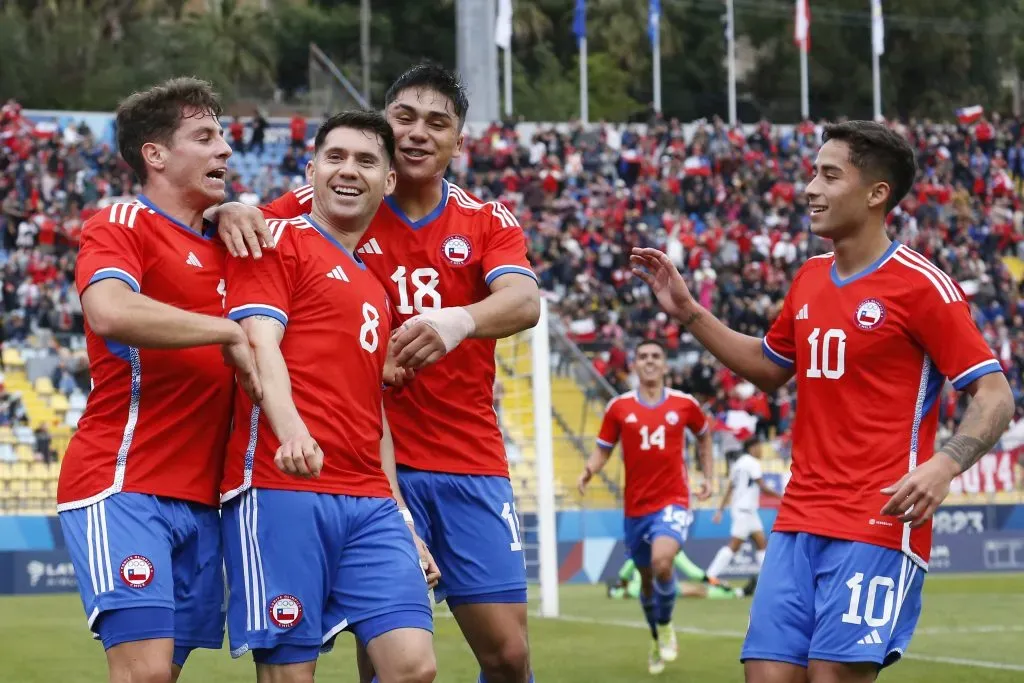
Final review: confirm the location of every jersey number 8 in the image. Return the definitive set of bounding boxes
[359,302,380,352]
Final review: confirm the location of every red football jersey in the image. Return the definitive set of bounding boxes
[762,242,1002,568]
[262,180,536,477]
[221,215,393,501]
[57,197,234,510]
[596,388,709,517]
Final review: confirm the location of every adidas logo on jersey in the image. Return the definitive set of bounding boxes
[625,413,638,423]
[356,238,383,256]
[186,252,203,268]
[856,630,882,645]
[325,266,349,282]
[795,304,809,320]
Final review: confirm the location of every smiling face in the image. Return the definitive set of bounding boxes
[385,87,464,185]
[143,107,231,208]
[634,342,668,386]
[805,139,893,241]
[307,125,396,230]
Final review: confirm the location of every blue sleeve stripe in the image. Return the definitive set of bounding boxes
[762,338,794,370]
[88,268,140,293]
[485,265,539,286]
[596,438,615,449]
[227,304,288,327]
[952,359,1003,390]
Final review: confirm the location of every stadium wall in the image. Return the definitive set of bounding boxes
[2,507,1024,595]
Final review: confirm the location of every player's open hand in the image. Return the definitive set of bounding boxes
[222,332,262,404]
[630,248,695,321]
[383,344,416,388]
[390,319,447,370]
[879,452,960,527]
[577,468,592,496]
[275,431,324,478]
[412,532,441,589]
[211,202,274,259]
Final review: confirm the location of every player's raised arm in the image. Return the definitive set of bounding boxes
[631,247,793,393]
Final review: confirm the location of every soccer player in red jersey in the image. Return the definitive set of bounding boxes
[56,78,260,682]
[578,340,713,675]
[631,120,1014,683]
[214,64,541,683]
[220,111,435,683]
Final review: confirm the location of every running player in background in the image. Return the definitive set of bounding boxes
[220,111,435,683]
[578,340,714,675]
[56,78,260,683]
[214,63,541,683]
[706,436,781,584]
[631,120,1014,683]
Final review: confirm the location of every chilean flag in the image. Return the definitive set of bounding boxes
[956,105,984,125]
[276,604,298,623]
[127,564,150,582]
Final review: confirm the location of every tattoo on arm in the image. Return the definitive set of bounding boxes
[681,310,700,328]
[941,389,1011,472]
[251,314,285,331]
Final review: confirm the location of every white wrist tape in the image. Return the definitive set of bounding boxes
[406,306,476,354]
[399,508,415,526]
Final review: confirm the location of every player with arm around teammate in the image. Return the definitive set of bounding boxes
[577,340,714,675]
[220,111,435,683]
[706,437,782,584]
[631,120,1014,683]
[56,78,261,683]
[214,64,541,683]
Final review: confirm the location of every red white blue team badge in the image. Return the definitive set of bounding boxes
[268,594,303,628]
[119,555,154,589]
[665,411,679,425]
[854,298,886,331]
[441,234,472,266]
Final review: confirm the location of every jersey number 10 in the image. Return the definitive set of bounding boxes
[806,327,846,380]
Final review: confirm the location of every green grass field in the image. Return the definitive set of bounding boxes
[2,575,1023,682]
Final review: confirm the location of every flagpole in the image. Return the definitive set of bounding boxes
[653,21,662,113]
[726,0,736,126]
[580,36,589,123]
[871,0,883,121]
[799,44,809,119]
[503,46,513,117]
[871,47,881,121]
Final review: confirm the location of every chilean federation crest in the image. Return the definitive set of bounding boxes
[119,555,155,589]
[854,298,886,331]
[268,594,303,628]
[441,234,472,266]
[665,411,680,426]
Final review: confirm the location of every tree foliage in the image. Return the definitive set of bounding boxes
[1,0,1024,122]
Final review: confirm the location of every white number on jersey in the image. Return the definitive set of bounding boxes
[217,279,227,309]
[841,572,895,627]
[501,501,523,552]
[391,266,441,314]
[359,302,380,352]
[661,505,691,535]
[806,327,847,380]
[639,424,666,451]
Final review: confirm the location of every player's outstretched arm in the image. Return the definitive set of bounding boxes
[881,372,1014,527]
[631,248,793,393]
[241,316,323,478]
[84,279,243,350]
[578,444,614,495]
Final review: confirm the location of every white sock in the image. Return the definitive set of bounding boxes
[755,549,766,572]
[706,546,735,579]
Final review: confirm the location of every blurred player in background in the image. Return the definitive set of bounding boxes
[607,550,750,601]
[214,63,541,683]
[706,436,781,584]
[578,340,714,675]
[631,120,1014,683]
[56,78,260,683]
[219,111,436,683]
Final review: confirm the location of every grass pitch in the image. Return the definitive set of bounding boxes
[2,575,1023,682]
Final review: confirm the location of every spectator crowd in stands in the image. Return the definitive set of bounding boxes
[4,95,1024,460]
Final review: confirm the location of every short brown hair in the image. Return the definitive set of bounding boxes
[116,77,223,184]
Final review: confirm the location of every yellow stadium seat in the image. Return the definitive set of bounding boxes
[8,479,25,494]
[50,393,69,412]
[47,462,60,479]
[15,444,34,462]
[2,347,24,367]
[34,376,55,396]
[10,461,28,478]
[0,427,14,445]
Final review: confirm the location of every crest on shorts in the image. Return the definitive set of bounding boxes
[268,594,303,628]
[440,234,472,266]
[119,555,154,589]
[665,411,680,426]
[854,298,886,331]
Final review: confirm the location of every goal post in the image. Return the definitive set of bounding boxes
[532,297,559,618]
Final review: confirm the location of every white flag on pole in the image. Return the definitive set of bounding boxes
[496,0,513,50]
[871,0,885,56]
